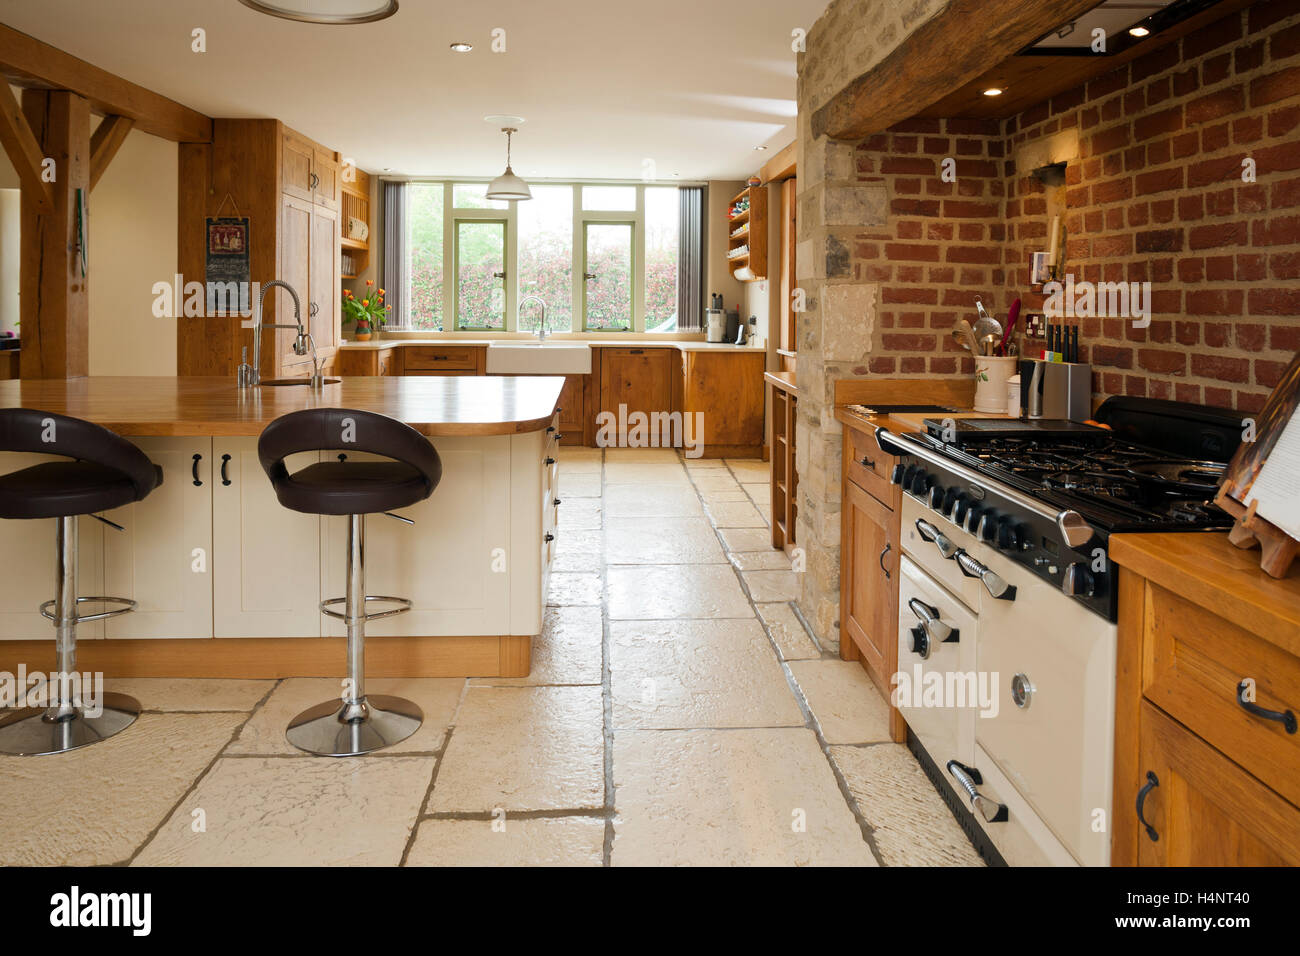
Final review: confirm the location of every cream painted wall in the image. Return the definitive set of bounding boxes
[706,180,745,317]
[0,104,178,374]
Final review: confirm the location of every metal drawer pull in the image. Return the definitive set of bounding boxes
[946,760,1008,823]
[220,454,232,486]
[878,542,891,579]
[859,455,875,468]
[908,597,958,643]
[1136,771,1160,842]
[192,453,203,486]
[915,518,958,559]
[544,533,555,543]
[1236,680,1297,734]
[955,550,1016,601]
[545,457,556,465]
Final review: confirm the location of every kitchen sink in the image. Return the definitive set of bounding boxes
[485,342,592,375]
[259,377,342,386]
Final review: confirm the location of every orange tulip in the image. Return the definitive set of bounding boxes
[378,288,386,295]
[366,279,374,286]
[361,299,369,306]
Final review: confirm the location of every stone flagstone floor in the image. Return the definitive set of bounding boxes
[0,448,983,867]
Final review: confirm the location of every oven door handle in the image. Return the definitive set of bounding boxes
[876,426,1095,550]
[908,597,958,643]
[914,518,959,559]
[955,550,1017,601]
[946,760,1008,823]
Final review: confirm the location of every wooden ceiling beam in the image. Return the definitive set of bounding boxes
[0,80,54,214]
[759,140,797,183]
[811,0,1105,140]
[89,114,134,190]
[0,23,211,143]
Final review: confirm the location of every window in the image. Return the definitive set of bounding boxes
[407,183,444,330]
[517,185,573,332]
[400,182,692,332]
[583,222,633,331]
[455,219,506,330]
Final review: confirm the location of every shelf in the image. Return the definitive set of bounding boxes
[341,236,368,251]
[726,185,767,282]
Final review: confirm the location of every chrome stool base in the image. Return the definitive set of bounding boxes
[286,694,422,757]
[0,691,141,756]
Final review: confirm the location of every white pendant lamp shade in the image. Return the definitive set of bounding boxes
[238,0,399,24]
[486,128,533,201]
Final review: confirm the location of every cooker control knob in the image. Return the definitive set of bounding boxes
[978,510,998,544]
[908,625,931,660]
[891,463,906,485]
[928,484,945,511]
[1062,563,1096,597]
[910,470,930,497]
[996,517,1021,552]
[942,487,961,517]
[952,494,970,524]
[965,506,984,535]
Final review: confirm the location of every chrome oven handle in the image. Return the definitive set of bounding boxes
[954,550,1017,601]
[914,518,959,559]
[907,597,958,643]
[946,760,1008,823]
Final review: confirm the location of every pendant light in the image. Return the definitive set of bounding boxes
[485,127,533,202]
[238,0,398,25]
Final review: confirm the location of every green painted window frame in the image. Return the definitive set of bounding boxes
[581,219,635,333]
[453,217,509,331]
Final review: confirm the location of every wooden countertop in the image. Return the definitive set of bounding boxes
[0,376,565,437]
[765,370,796,393]
[1111,532,1300,654]
[340,337,767,354]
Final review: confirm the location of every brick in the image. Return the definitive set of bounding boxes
[1251,66,1300,108]
[1093,177,1134,203]
[1206,255,1236,281]
[1175,383,1202,403]
[926,222,954,241]
[1236,39,1266,74]
[1178,194,1205,220]
[897,221,922,239]
[880,157,934,175]
[1179,258,1205,282]
[1238,253,1268,279]
[892,134,919,153]
[1255,360,1290,389]
[1270,251,1300,278]
[1187,86,1246,125]
[1138,349,1186,374]
[880,333,936,351]
[1147,138,1172,165]
[1131,43,1181,83]
[1204,386,1234,408]
[891,198,940,216]
[1252,214,1300,245]
[1146,77,1172,107]
[1273,323,1300,351]
[1234,114,1265,143]
[881,287,937,305]
[885,242,939,262]
[1189,222,1249,249]
[1093,234,1134,257]
[894,178,922,195]
[1272,22,1300,60]
[1134,107,1183,141]
[1091,124,1131,155]
[1207,188,1238,215]
[1185,15,1243,60]
[941,199,998,218]
[1186,289,1245,314]
[1135,167,1184,195]
[1205,321,1230,348]
[899,355,926,374]
[955,159,999,178]
[1171,131,1200,159]
[1172,68,1199,99]
[1092,345,1133,369]
[945,246,1001,264]
[928,356,957,374]
[1249,289,1300,314]
[1202,53,1232,88]
[954,138,984,156]
[890,118,941,134]
[957,222,984,241]
[1201,123,1231,152]
[1269,104,1300,138]
[1186,155,1241,187]
[1137,228,1183,253]
[1237,323,1267,351]
[1191,354,1249,382]
[867,357,896,374]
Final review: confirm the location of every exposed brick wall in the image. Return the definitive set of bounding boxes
[1002,0,1300,413]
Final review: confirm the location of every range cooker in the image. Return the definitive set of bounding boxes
[873,397,1242,866]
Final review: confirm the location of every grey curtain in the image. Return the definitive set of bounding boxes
[382,181,409,328]
[677,186,703,331]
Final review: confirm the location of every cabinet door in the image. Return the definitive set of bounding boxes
[1136,702,1300,866]
[682,352,765,447]
[557,374,583,438]
[278,193,313,374]
[281,131,314,203]
[599,348,672,442]
[309,204,340,352]
[840,478,897,698]
[212,438,321,638]
[312,147,339,209]
[0,454,104,640]
[104,439,214,639]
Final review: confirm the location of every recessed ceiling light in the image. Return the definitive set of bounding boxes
[449,41,472,52]
[238,0,398,24]
[982,87,1004,96]
[1129,25,1150,37]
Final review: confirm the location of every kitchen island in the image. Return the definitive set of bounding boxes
[0,376,565,678]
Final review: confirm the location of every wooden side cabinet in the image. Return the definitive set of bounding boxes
[1111,534,1300,866]
[768,372,797,553]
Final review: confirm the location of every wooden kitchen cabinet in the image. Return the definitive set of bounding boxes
[680,350,765,456]
[336,346,402,377]
[281,129,338,210]
[599,347,673,442]
[1111,533,1300,866]
[104,439,214,640]
[841,475,899,701]
[768,371,797,553]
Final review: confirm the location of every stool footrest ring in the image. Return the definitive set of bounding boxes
[39,596,137,624]
[319,595,413,622]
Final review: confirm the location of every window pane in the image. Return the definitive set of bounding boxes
[452,183,508,210]
[645,187,679,332]
[582,185,636,211]
[584,222,633,331]
[407,184,444,331]
[517,185,573,332]
[456,220,506,329]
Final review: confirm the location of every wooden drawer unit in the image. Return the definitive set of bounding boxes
[1144,583,1300,807]
[337,347,401,377]
[403,346,482,373]
[844,424,899,508]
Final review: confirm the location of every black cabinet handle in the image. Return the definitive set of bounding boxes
[544,533,554,542]
[545,457,556,465]
[859,455,875,468]
[878,542,891,579]
[547,425,556,433]
[630,349,644,354]
[191,453,202,487]
[554,498,561,507]
[1136,771,1160,842]
[220,454,232,486]
[1237,680,1297,733]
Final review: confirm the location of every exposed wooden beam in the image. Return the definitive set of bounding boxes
[0,81,54,214]
[0,23,211,143]
[20,90,90,379]
[811,0,1105,140]
[89,114,134,190]
[759,139,796,184]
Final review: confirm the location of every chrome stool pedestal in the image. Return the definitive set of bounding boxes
[0,515,141,756]
[285,513,423,756]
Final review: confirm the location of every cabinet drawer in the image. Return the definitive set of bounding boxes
[845,426,897,508]
[1144,583,1300,807]
[403,346,479,371]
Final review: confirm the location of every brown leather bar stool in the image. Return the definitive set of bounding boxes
[0,409,163,755]
[259,408,442,756]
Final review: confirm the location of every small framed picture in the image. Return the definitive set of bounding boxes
[1030,251,1051,284]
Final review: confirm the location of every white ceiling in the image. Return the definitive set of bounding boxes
[0,0,828,180]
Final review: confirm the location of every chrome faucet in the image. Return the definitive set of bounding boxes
[251,279,310,385]
[519,295,548,342]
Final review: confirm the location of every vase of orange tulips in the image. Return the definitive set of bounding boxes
[343,279,390,342]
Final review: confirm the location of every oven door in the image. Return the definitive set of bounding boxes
[896,556,977,768]
[971,539,1116,867]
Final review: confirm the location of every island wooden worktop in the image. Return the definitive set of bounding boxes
[0,375,565,437]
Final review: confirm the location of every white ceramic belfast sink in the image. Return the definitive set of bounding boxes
[485,342,592,375]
